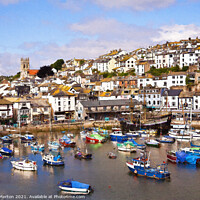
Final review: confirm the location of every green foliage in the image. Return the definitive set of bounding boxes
[182,66,189,71]
[100,72,117,78]
[147,65,187,76]
[75,70,83,74]
[129,69,136,76]
[50,59,64,71]
[37,66,54,78]
[80,60,85,65]
[185,75,193,86]
[118,72,129,76]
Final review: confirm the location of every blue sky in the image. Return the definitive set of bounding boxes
[0,0,200,75]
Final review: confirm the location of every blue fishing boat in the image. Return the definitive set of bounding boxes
[0,147,13,156]
[110,131,128,142]
[42,152,64,166]
[1,136,12,144]
[58,179,92,194]
[126,151,170,179]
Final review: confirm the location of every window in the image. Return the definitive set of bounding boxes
[58,102,61,106]
[33,108,37,112]
[172,97,175,100]
[157,101,159,105]
[180,76,183,79]
[172,76,175,79]
[44,108,48,112]
[172,81,175,84]
[172,103,175,106]
[153,101,155,105]
[180,81,183,84]
[68,101,71,105]
[58,107,61,112]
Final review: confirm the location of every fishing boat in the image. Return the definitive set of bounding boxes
[80,130,88,138]
[0,153,3,159]
[0,147,13,156]
[1,136,12,144]
[168,129,191,142]
[21,134,36,143]
[156,136,175,143]
[109,131,128,142]
[58,179,92,194]
[167,150,177,163]
[59,135,76,147]
[11,158,37,171]
[48,141,61,150]
[117,141,137,152]
[74,150,92,160]
[107,152,117,159]
[86,134,106,143]
[42,152,64,166]
[125,131,140,138]
[145,139,160,148]
[126,151,170,179]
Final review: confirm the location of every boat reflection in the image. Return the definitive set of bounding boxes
[12,168,38,179]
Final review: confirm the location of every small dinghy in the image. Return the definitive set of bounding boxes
[0,147,13,156]
[42,152,64,166]
[107,152,117,159]
[11,158,37,171]
[156,136,175,143]
[145,139,160,148]
[74,150,92,160]
[0,153,3,159]
[58,179,92,194]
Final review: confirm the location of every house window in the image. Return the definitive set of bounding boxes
[180,81,183,84]
[68,101,71,105]
[172,103,175,106]
[58,102,61,106]
[33,108,37,112]
[172,81,175,84]
[44,108,48,112]
[180,76,183,79]
[157,101,159,105]
[58,107,61,112]
[172,76,175,79]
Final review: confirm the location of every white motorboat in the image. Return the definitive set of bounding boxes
[11,159,37,171]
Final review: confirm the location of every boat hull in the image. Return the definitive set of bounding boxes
[43,159,64,166]
[11,161,37,171]
[58,186,90,194]
[126,163,170,179]
[60,141,76,148]
[110,135,128,142]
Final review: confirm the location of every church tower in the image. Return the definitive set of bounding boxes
[20,58,30,79]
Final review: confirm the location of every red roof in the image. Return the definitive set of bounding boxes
[28,70,39,76]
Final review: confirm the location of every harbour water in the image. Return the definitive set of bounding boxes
[1,132,200,200]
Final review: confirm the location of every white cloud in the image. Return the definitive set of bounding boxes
[0,0,26,5]
[92,0,176,11]
[152,24,200,43]
[53,0,176,11]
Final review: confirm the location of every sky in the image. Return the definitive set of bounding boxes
[0,0,200,75]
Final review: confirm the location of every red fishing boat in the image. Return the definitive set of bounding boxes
[167,150,177,163]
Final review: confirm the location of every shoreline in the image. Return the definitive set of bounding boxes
[0,120,120,136]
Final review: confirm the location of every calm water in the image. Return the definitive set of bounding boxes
[0,132,200,200]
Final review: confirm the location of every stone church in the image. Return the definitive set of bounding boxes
[20,58,39,79]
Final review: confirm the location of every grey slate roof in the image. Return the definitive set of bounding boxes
[162,89,182,96]
[80,99,139,107]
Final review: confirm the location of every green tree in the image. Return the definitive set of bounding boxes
[50,59,64,71]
